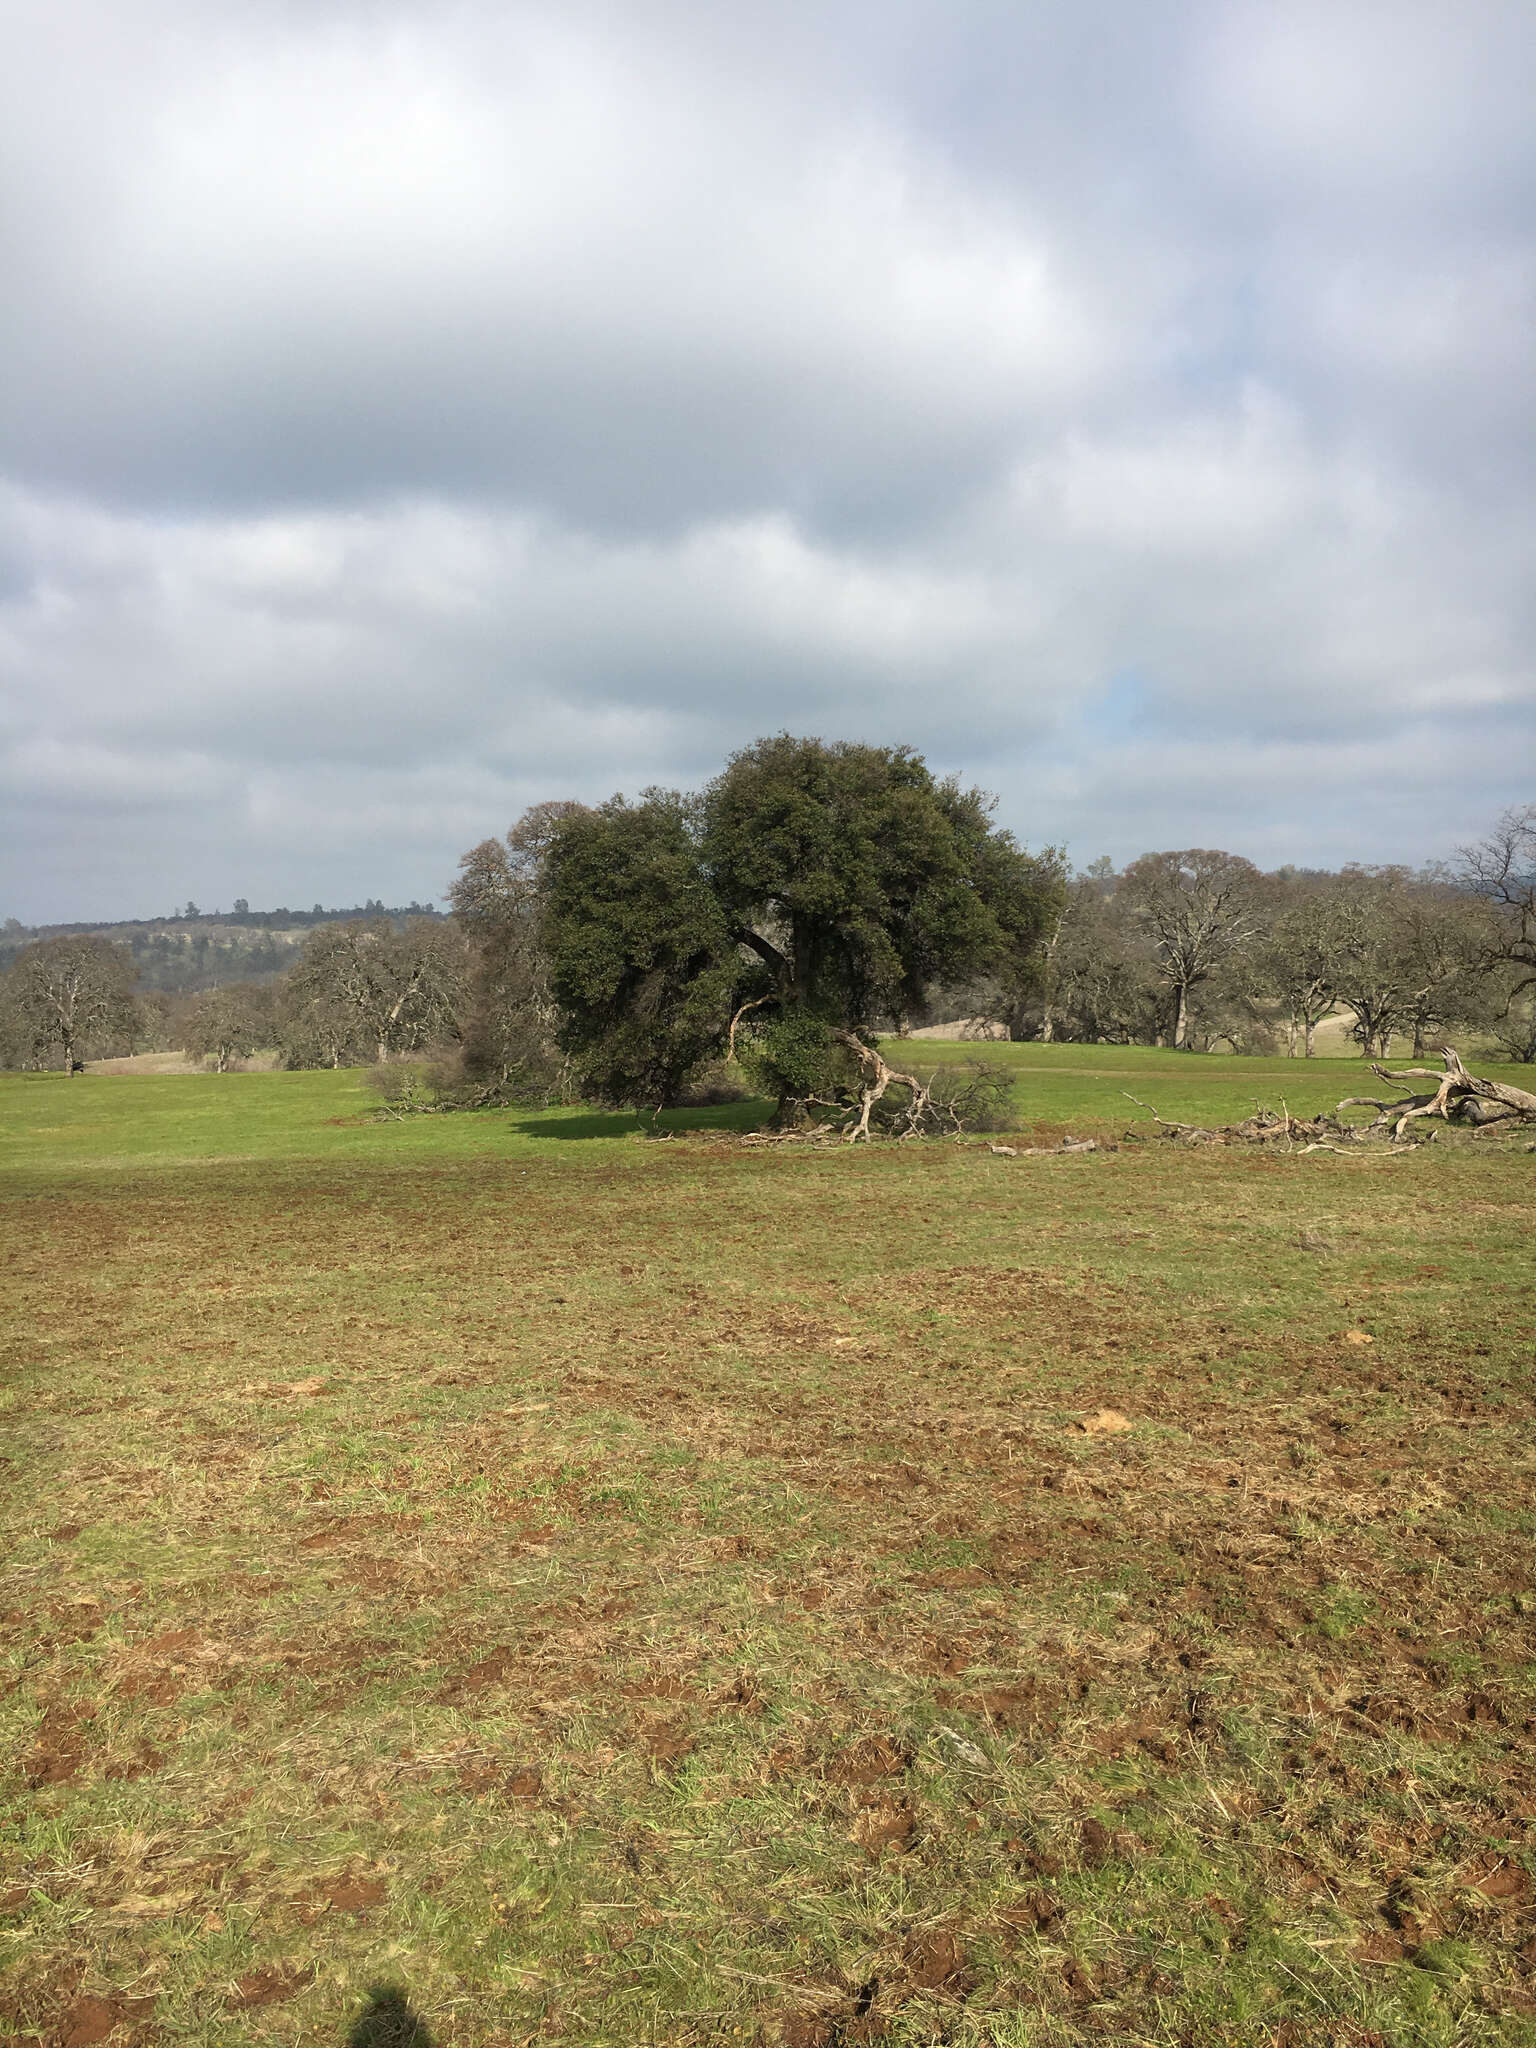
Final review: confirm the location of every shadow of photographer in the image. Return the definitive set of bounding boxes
[347,1986,432,2048]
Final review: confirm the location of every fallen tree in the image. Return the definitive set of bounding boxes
[1125,1047,1536,1150]
[1338,1046,1536,1139]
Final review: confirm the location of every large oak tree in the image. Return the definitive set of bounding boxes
[2,936,139,1072]
[542,735,1063,1117]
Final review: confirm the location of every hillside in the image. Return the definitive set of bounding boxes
[0,901,444,994]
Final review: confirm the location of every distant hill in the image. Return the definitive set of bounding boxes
[0,901,445,995]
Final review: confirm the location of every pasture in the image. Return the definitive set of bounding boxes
[2,1049,1533,2046]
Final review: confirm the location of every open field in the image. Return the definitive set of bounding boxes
[2,1050,1534,2046]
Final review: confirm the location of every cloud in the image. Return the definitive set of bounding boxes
[0,0,1532,919]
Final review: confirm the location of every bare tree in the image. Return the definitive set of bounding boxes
[1121,850,1264,1048]
[1042,865,1164,1045]
[1313,867,1493,1061]
[1250,890,1339,1056]
[1459,802,1536,1011]
[1317,870,1412,1060]
[1393,877,1496,1055]
[1,936,138,1072]
[281,918,471,1067]
[182,982,275,1072]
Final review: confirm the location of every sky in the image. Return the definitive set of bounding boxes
[2,0,1533,922]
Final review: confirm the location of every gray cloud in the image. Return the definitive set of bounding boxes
[1,0,1532,920]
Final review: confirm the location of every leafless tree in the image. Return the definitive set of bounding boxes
[1248,890,1339,1056]
[1459,803,1536,1004]
[0,936,138,1072]
[281,918,471,1068]
[1121,850,1264,1049]
[182,982,275,1072]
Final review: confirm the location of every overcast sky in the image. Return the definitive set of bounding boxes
[2,0,1533,921]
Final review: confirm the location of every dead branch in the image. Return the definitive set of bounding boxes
[1361,1045,1536,1138]
[1119,1047,1534,1153]
[726,993,773,1062]
[834,1031,935,1142]
[1124,1093,1367,1148]
[1122,1094,1219,1140]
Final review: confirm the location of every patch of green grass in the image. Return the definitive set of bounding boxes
[2,1063,1534,2044]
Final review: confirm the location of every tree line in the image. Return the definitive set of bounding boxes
[1,741,1530,1097]
[999,838,1536,1063]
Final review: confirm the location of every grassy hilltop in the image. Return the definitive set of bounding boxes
[2,1050,1533,2046]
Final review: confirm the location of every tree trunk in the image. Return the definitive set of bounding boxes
[1357,1047,1536,1137]
[1285,1012,1298,1058]
[1304,1016,1317,1057]
[1172,984,1189,1048]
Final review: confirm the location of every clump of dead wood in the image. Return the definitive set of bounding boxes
[759,1038,1016,1144]
[1125,1047,1536,1151]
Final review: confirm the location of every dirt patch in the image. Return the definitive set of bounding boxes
[638,1718,696,1766]
[136,1627,200,1657]
[458,1761,542,1799]
[850,1795,915,1857]
[56,1993,157,2045]
[24,1704,93,1788]
[1467,1857,1530,1902]
[311,1874,387,1916]
[900,1926,970,1993]
[622,1673,692,1700]
[997,1890,1064,1937]
[226,1965,315,2009]
[437,1648,520,1702]
[829,1735,910,1785]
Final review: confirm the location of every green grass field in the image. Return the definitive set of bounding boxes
[2,1050,1534,2046]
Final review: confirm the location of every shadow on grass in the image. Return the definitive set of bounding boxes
[347,1986,432,2047]
[509,1099,773,1142]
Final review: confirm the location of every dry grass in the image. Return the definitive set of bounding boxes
[2,1066,1534,2046]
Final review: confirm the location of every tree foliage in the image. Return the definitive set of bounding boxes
[447,803,586,1103]
[541,735,1064,1114]
[544,791,741,1109]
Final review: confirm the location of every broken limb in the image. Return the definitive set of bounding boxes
[834,1032,936,1142]
[1360,1046,1536,1138]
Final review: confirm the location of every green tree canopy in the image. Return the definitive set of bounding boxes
[544,789,740,1110]
[541,735,1064,1113]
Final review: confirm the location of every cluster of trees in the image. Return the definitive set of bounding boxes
[449,754,1532,1110]
[1,740,1530,1105]
[0,919,472,1075]
[1012,835,1536,1061]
